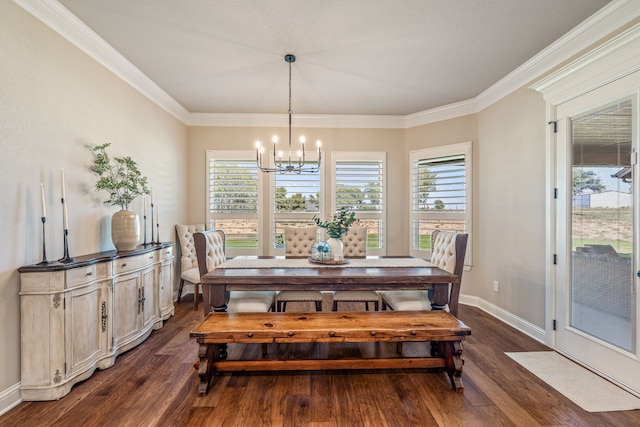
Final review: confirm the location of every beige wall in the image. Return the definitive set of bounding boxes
[476,87,548,326]
[0,1,187,400]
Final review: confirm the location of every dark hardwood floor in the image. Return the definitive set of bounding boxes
[3,296,640,427]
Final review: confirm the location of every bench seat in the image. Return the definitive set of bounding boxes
[190,310,471,394]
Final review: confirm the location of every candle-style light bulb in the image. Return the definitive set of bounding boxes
[60,169,66,200]
[299,135,306,144]
[272,135,278,144]
[40,183,46,218]
[316,140,322,148]
[255,140,262,149]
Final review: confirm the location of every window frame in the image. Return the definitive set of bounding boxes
[409,142,472,266]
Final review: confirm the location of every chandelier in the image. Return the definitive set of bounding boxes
[255,54,321,174]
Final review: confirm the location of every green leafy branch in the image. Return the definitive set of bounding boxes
[313,208,358,238]
[90,143,150,210]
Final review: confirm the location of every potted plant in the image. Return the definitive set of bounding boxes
[313,208,358,261]
[90,143,150,251]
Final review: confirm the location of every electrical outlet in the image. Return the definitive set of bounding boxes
[493,280,499,292]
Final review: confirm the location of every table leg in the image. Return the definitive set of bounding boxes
[431,283,449,311]
[203,284,229,316]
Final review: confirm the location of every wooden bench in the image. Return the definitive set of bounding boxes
[190,310,471,394]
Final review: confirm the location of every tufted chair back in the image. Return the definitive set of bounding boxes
[430,230,459,274]
[342,227,367,258]
[430,229,468,316]
[175,224,205,271]
[284,226,317,257]
[194,230,227,280]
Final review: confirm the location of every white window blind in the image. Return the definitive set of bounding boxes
[335,161,383,212]
[332,153,386,254]
[410,143,471,264]
[207,152,260,254]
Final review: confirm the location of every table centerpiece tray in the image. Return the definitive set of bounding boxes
[308,257,350,265]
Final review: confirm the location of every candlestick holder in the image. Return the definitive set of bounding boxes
[58,229,75,263]
[143,214,148,245]
[38,217,49,265]
[150,203,155,244]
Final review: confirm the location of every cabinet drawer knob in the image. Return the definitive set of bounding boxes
[121,263,127,268]
[86,272,93,277]
[149,256,154,260]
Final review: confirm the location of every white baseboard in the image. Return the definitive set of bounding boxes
[460,294,547,344]
[0,382,21,417]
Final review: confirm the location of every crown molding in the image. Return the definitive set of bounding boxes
[14,0,639,129]
[404,99,478,127]
[531,22,640,104]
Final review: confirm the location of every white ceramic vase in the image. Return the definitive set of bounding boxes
[111,210,140,251]
[327,237,344,261]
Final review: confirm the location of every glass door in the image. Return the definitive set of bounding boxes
[556,92,640,393]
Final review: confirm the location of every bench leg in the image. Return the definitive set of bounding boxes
[196,343,222,395]
[440,341,465,392]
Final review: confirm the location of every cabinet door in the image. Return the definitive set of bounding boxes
[141,265,157,331]
[65,281,104,376]
[159,259,174,319]
[112,271,141,349]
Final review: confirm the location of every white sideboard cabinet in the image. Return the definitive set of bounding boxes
[18,243,175,401]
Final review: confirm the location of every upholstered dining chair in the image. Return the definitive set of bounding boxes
[193,230,276,313]
[331,227,380,311]
[380,229,468,317]
[175,224,206,310]
[276,225,324,312]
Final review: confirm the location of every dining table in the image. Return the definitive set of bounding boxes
[199,255,462,316]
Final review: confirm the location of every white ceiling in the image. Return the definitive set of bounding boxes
[54,0,613,117]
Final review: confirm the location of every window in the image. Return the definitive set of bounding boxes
[331,152,386,255]
[206,150,387,256]
[206,151,261,256]
[271,163,322,251]
[410,143,471,264]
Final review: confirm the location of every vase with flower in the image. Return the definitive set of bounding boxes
[312,208,357,261]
